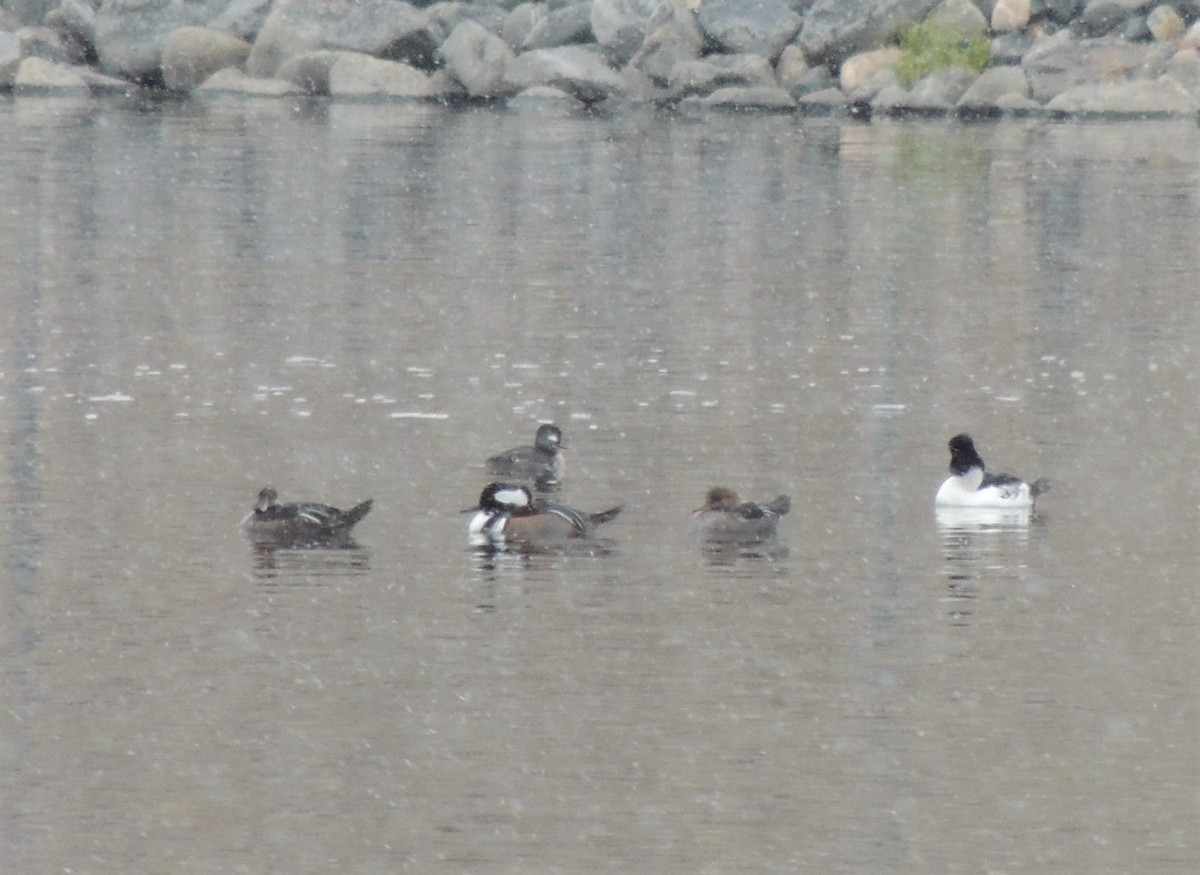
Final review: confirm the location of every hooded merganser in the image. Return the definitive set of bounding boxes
[485,423,566,488]
[241,486,374,546]
[465,482,621,547]
[689,487,791,542]
[935,433,1049,509]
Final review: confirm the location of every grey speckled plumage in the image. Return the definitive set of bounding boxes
[689,486,791,542]
[485,423,566,488]
[241,486,373,546]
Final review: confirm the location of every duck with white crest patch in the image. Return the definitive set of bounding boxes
[465,482,621,547]
[935,434,1049,509]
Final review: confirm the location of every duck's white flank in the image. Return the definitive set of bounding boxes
[935,469,1036,509]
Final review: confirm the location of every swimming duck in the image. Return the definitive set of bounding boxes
[485,423,566,488]
[935,433,1049,509]
[689,486,791,542]
[466,482,621,547]
[241,486,373,546]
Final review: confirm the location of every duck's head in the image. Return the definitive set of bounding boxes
[948,434,985,475]
[699,486,742,512]
[256,486,279,511]
[534,423,565,452]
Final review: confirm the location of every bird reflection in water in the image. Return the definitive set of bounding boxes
[249,537,372,582]
[936,507,1045,627]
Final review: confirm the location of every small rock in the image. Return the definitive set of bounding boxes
[795,86,848,112]
[14,55,91,92]
[774,44,808,89]
[196,65,306,94]
[992,0,1032,32]
[785,63,835,98]
[928,0,987,40]
[1078,0,1148,37]
[839,47,901,93]
[1146,5,1184,42]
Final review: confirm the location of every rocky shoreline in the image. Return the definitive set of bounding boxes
[2,0,1200,118]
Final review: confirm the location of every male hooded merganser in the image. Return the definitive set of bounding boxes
[689,487,791,542]
[935,434,1049,509]
[241,486,373,545]
[466,482,621,547]
[485,423,565,488]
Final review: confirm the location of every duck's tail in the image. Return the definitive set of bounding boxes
[588,506,623,527]
[340,499,374,529]
[766,495,792,516]
[1030,478,1050,499]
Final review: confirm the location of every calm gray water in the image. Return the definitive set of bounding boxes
[1,96,1196,873]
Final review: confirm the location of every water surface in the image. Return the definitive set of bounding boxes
[1,97,1196,873]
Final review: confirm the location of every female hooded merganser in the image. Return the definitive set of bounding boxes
[466,482,621,547]
[241,486,373,546]
[935,434,1049,509]
[485,423,566,488]
[689,487,791,542]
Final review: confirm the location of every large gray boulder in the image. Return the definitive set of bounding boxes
[94,0,225,82]
[438,18,516,96]
[14,54,130,91]
[327,50,451,97]
[1023,33,1171,101]
[668,52,775,97]
[14,54,92,91]
[504,44,624,102]
[690,84,795,109]
[6,0,57,27]
[1045,75,1196,115]
[206,0,271,41]
[52,0,100,60]
[627,0,703,84]
[276,48,342,92]
[1078,0,1152,37]
[501,2,544,50]
[246,0,357,77]
[1,31,24,86]
[955,64,1031,112]
[196,64,305,92]
[161,25,250,89]
[323,0,443,69]
[695,0,802,61]
[521,0,593,50]
[798,0,940,67]
[590,0,659,65]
